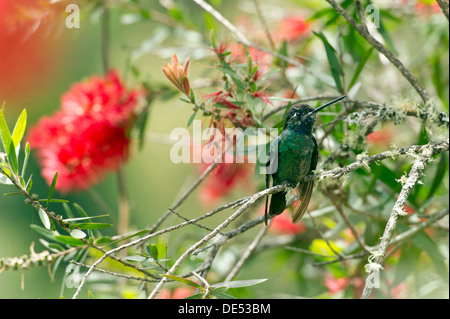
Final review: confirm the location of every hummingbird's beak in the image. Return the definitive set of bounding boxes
[308,95,347,116]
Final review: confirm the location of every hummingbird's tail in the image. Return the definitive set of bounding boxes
[292,181,314,223]
[267,192,286,219]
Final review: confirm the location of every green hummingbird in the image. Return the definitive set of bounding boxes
[265,96,347,225]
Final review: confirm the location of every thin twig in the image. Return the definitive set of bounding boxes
[147,184,286,298]
[191,0,332,85]
[325,0,430,104]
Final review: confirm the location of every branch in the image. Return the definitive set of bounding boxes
[313,139,449,182]
[436,0,449,21]
[360,143,437,299]
[325,0,430,104]
[147,184,286,298]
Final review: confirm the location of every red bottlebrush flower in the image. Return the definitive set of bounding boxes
[253,91,273,105]
[269,213,306,235]
[204,91,239,109]
[367,126,394,146]
[228,43,273,69]
[0,0,66,102]
[275,16,310,43]
[28,71,142,192]
[415,0,441,15]
[324,273,349,294]
[198,151,255,206]
[157,287,193,299]
[61,71,141,126]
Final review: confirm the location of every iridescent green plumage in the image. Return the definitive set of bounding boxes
[265,96,346,225]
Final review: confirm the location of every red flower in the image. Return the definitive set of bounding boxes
[157,287,193,299]
[275,16,309,43]
[228,43,273,69]
[204,91,239,109]
[253,91,273,105]
[0,0,66,102]
[28,71,142,192]
[269,213,306,235]
[367,126,394,147]
[324,273,349,294]
[198,151,254,206]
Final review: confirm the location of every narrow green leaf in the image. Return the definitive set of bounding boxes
[63,214,109,222]
[38,207,51,230]
[393,243,421,286]
[54,235,86,246]
[8,140,18,175]
[12,109,27,148]
[21,142,30,177]
[424,153,447,203]
[47,171,58,208]
[73,203,89,217]
[62,202,75,219]
[162,274,203,290]
[348,47,373,90]
[218,61,246,90]
[314,32,343,93]
[71,222,112,230]
[210,287,236,299]
[410,230,449,282]
[146,244,158,260]
[30,224,59,241]
[187,111,197,127]
[378,18,398,55]
[210,278,268,289]
[0,106,12,154]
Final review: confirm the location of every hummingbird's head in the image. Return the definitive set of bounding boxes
[283,104,317,132]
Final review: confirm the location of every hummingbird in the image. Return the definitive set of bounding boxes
[265,96,347,225]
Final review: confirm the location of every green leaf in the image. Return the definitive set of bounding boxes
[11,109,27,148]
[0,104,12,154]
[209,287,236,299]
[62,202,75,219]
[47,171,58,208]
[7,139,18,175]
[410,230,449,282]
[30,224,59,241]
[378,18,398,55]
[424,153,447,203]
[63,214,109,222]
[314,32,343,93]
[122,255,147,262]
[203,12,216,32]
[218,61,246,90]
[73,203,89,217]
[38,207,51,230]
[393,243,421,286]
[162,274,203,290]
[146,244,158,260]
[70,229,87,239]
[187,111,197,127]
[71,222,112,230]
[210,278,268,289]
[54,235,86,246]
[21,142,30,177]
[348,47,373,90]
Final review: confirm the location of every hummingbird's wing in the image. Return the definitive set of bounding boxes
[292,137,318,223]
